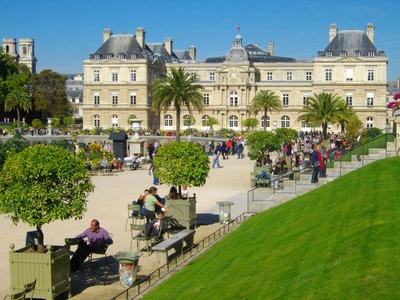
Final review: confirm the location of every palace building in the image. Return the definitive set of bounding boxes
[82,23,388,132]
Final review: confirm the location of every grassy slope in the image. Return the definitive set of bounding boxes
[143,157,400,299]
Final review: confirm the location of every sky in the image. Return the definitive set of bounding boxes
[1,0,400,79]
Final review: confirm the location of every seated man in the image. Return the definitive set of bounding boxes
[86,157,92,171]
[145,211,168,239]
[70,219,113,272]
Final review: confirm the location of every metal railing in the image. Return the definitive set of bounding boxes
[110,212,254,300]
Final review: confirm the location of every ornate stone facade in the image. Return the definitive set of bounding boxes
[82,24,388,132]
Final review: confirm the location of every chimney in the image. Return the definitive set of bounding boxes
[103,28,113,43]
[136,27,146,49]
[268,41,274,56]
[165,38,173,55]
[329,23,338,42]
[189,46,196,60]
[366,23,375,44]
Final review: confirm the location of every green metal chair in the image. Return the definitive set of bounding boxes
[24,279,36,300]
[3,290,26,300]
[126,204,145,231]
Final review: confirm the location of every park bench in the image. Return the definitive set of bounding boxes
[151,230,195,265]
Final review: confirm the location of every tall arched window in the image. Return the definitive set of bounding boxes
[281,115,290,128]
[93,115,100,127]
[261,116,270,129]
[111,115,118,127]
[366,117,374,129]
[183,115,191,127]
[229,115,238,129]
[202,115,209,126]
[164,115,173,128]
[230,91,239,106]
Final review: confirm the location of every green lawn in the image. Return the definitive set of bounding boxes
[143,156,400,299]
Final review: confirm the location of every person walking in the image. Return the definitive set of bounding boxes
[212,145,222,168]
[311,142,324,183]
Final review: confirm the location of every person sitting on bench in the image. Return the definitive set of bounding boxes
[70,219,113,272]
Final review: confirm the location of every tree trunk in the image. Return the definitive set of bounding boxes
[263,108,267,131]
[36,226,45,253]
[17,107,21,130]
[176,107,181,142]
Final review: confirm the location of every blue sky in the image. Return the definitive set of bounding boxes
[1,0,399,79]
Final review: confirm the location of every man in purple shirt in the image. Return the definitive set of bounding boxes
[70,219,113,272]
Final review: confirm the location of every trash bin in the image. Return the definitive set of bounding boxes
[114,251,142,288]
[217,201,234,224]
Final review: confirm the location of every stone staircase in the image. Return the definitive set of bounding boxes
[251,141,397,213]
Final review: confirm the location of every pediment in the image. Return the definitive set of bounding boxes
[337,56,362,62]
[104,57,125,64]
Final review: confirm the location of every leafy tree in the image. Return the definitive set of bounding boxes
[246,131,280,165]
[297,92,347,140]
[275,128,298,145]
[366,127,383,139]
[243,118,259,130]
[0,48,20,104]
[32,70,72,119]
[152,67,204,141]
[0,133,27,170]
[153,141,210,196]
[63,116,73,126]
[50,118,60,127]
[0,145,94,253]
[249,90,282,131]
[344,115,364,144]
[32,118,42,128]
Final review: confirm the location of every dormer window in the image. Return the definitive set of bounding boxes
[326,51,332,57]
[131,53,138,59]
[340,51,347,57]
[354,51,361,57]
[118,53,125,59]
[94,54,101,59]
[368,51,375,57]
[106,53,113,59]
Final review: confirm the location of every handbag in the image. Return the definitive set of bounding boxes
[314,161,320,167]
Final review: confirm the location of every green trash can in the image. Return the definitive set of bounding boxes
[114,251,142,288]
[217,201,234,224]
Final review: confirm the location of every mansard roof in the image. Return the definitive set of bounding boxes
[90,34,150,59]
[318,29,385,57]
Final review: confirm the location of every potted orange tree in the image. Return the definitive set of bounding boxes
[0,144,94,299]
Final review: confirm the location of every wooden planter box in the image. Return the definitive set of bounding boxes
[165,195,196,229]
[9,244,71,300]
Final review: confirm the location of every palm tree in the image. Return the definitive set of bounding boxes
[297,92,347,140]
[152,67,204,141]
[249,90,282,131]
[204,116,220,129]
[5,85,32,130]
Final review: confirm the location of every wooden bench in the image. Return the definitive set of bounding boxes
[151,230,195,265]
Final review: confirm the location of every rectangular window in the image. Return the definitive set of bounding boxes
[367,93,374,106]
[282,94,289,106]
[325,69,332,81]
[326,52,332,57]
[368,52,375,57]
[112,71,118,82]
[286,72,292,81]
[95,54,100,59]
[94,93,100,105]
[340,51,346,57]
[94,70,100,82]
[354,51,360,57]
[367,70,375,81]
[266,72,273,81]
[346,69,354,81]
[192,73,197,81]
[112,93,118,105]
[130,70,137,82]
[345,93,353,106]
[209,72,215,81]
[203,93,210,106]
[305,72,312,81]
[130,92,136,105]
[303,94,309,106]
